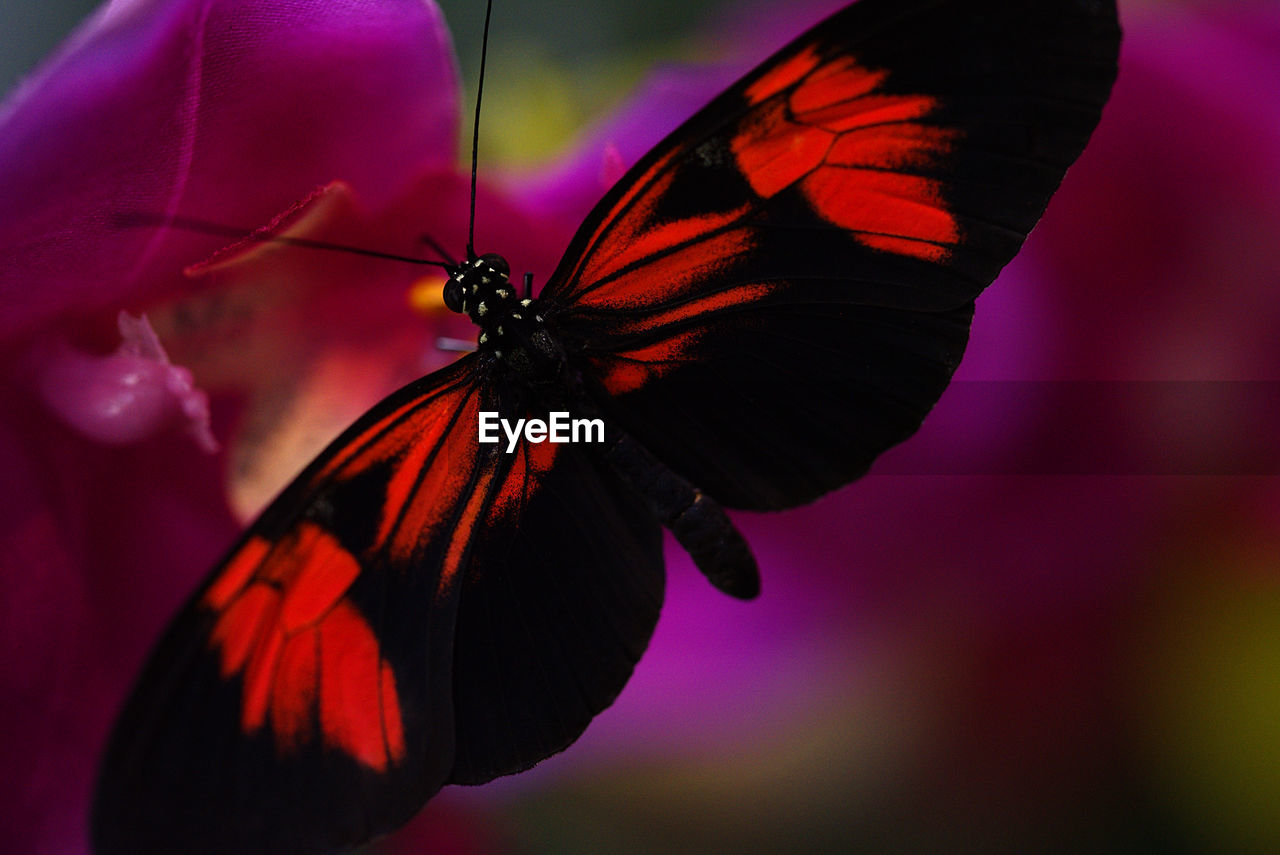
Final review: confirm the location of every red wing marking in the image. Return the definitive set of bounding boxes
[580,202,749,286]
[801,170,956,254]
[209,583,276,677]
[611,281,777,336]
[744,46,823,104]
[732,103,833,197]
[826,124,958,169]
[316,372,470,481]
[204,536,270,610]
[318,603,406,770]
[373,387,481,563]
[596,328,706,395]
[791,61,888,116]
[573,148,680,284]
[271,632,319,752]
[732,53,961,262]
[492,439,558,521]
[577,167,749,289]
[278,525,361,630]
[202,522,406,771]
[241,624,285,729]
[375,402,459,549]
[577,224,756,310]
[437,457,498,598]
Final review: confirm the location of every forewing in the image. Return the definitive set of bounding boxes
[541,0,1121,509]
[93,358,486,855]
[92,358,667,853]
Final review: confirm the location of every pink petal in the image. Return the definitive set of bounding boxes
[0,0,459,340]
[37,311,216,451]
[0,395,239,855]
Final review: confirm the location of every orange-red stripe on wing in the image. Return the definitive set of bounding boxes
[733,102,834,198]
[378,389,481,562]
[209,585,278,678]
[731,52,961,263]
[789,60,887,115]
[277,525,362,632]
[318,602,403,771]
[203,521,407,771]
[597,328,705,395]
[204,536,271,610]
[579,225,755,313]
[826,123,958,170]
[802,168,958,261]
[744,46,822,104]
[271,630,319,752]
[241,625,285,730]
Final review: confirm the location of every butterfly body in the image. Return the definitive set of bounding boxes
[445,254,554,372]
[445,249,763,597]
[93,2,1121,853]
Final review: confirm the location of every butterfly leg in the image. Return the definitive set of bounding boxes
[599,428,760,600]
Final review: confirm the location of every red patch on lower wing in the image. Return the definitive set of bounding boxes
[210,585,277,677]
[271,631,319,751]
[319,603,403,772]
[278,526,362,631]
[205,536,270,610]
[204,522,406,770]
[438,461,496,596]
[492,439,558,520]
[241,625,286,730]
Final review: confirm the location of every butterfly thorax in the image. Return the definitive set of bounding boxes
[444,253,561,378]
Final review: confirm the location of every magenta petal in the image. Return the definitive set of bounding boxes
[0,373,242,854]
[36,311,217,451]
[0,0,459,340]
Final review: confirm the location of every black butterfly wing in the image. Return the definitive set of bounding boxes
[447,425,663,784]
[91,356,663,853]
[540,0,1121,509]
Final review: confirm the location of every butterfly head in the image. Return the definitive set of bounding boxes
[444,253,556,372]
[443,253,512,319]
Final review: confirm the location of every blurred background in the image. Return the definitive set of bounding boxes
[5,0,1279,853]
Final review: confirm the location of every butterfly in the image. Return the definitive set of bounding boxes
[92,0,1120,852]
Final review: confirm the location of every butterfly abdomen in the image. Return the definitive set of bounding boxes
[598,423,760,600]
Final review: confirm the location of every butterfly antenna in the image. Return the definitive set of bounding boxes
[419,231,458,268]
[467,0,495,261]
[115,212,452,268]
